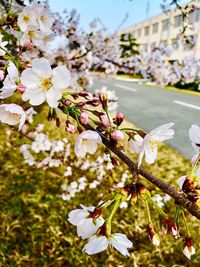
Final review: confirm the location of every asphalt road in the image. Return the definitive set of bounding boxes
[90,76,200,159]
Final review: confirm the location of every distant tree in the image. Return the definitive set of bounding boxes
[120,33,139,58]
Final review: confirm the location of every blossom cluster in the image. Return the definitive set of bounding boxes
[0,0,199,262]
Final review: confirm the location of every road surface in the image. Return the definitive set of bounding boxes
[90,76,200,159]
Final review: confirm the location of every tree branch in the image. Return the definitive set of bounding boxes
[66,110,200,220]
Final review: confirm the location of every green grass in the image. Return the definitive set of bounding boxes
[0,106,199,267]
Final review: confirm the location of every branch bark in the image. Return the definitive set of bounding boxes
[68,114,200,220]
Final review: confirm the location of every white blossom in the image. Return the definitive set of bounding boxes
[183,244,195,260]
[74,130,102,158]
[0,104,26,130]
[68,204,104,239]
[0,61,19,99]
[138,123,175,167]
[21,58,71,107]
[83,233,132,256]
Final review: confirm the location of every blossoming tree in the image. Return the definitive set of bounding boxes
[0,0,199,261]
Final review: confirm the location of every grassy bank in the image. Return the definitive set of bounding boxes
[0,107,199,267]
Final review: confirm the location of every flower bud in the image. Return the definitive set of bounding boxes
[183,237,195,260]
[17,86,26,93]
[76,101,85,107]
[147,226,160,247]
[80,111,89,125]
[110,130,124,141]
[100,114,110,129]
[115,112,124,126]
[99,92,108,110]
[111,156,119,166]
[63,99,72,106]
[0,70,4,81]
[86,99,100,106]
[79,92,93,100]
[23,41,32,50]
[65,121,75,133]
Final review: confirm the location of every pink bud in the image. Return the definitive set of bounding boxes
[23,41,32,50]
[17,86,26,93]
[80,111,89,125]
[65,122,75,133]
[0,70,4,81]
[63,99,72,106]
[111,157,119,166]
[100,114,110,129]
[116,112,124,126]
[110,130,124,141]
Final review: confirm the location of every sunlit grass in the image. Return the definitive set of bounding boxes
[0,106,199,266]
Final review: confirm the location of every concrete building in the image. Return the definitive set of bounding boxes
[121,1,200,60]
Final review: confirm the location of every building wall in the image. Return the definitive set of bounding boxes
[121,1,200,60]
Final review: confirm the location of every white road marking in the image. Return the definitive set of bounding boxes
[114,83,137,92]
[174,100,200,110]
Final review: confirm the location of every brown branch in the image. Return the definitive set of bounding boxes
[65,108,200,220]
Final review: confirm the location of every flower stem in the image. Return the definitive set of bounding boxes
[105,109,112,131]
[106,198,121,233]
[145,199,153,226]
[181,210,190,236]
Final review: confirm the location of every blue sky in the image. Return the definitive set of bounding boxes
[49,0,189,32]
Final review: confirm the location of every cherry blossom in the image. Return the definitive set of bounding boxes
[183,237,195,260]
[138,123,175,167]
[111,130,124,141]
[83,233,132,256]
[0,104,26,130]
[129,134,144,154]
[68,204,104,239]
[21,58,71,107]
[0,61,19,99]
[74,130,102,157]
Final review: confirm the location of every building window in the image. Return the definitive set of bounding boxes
[174,15,183,28]
[152,23,158,33]
[143,44,148,52]
[171,38,178,50]
[160,40,168,46]
[137,28,141,37]
[144,26,149,36]
[189,8,200,23]
[162,19,169,31]
[194,8,200,22]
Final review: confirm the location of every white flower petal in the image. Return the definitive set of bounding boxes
[52,65,71,89]
[21,68,39,88]
[109,233,132,257]
[144,142,158,164]
[46,88,62,108]
[32,58,52,78]
[7,61,19,82]
[77,218,98,239]
[83,236,108,255]
[68,209,89,226]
